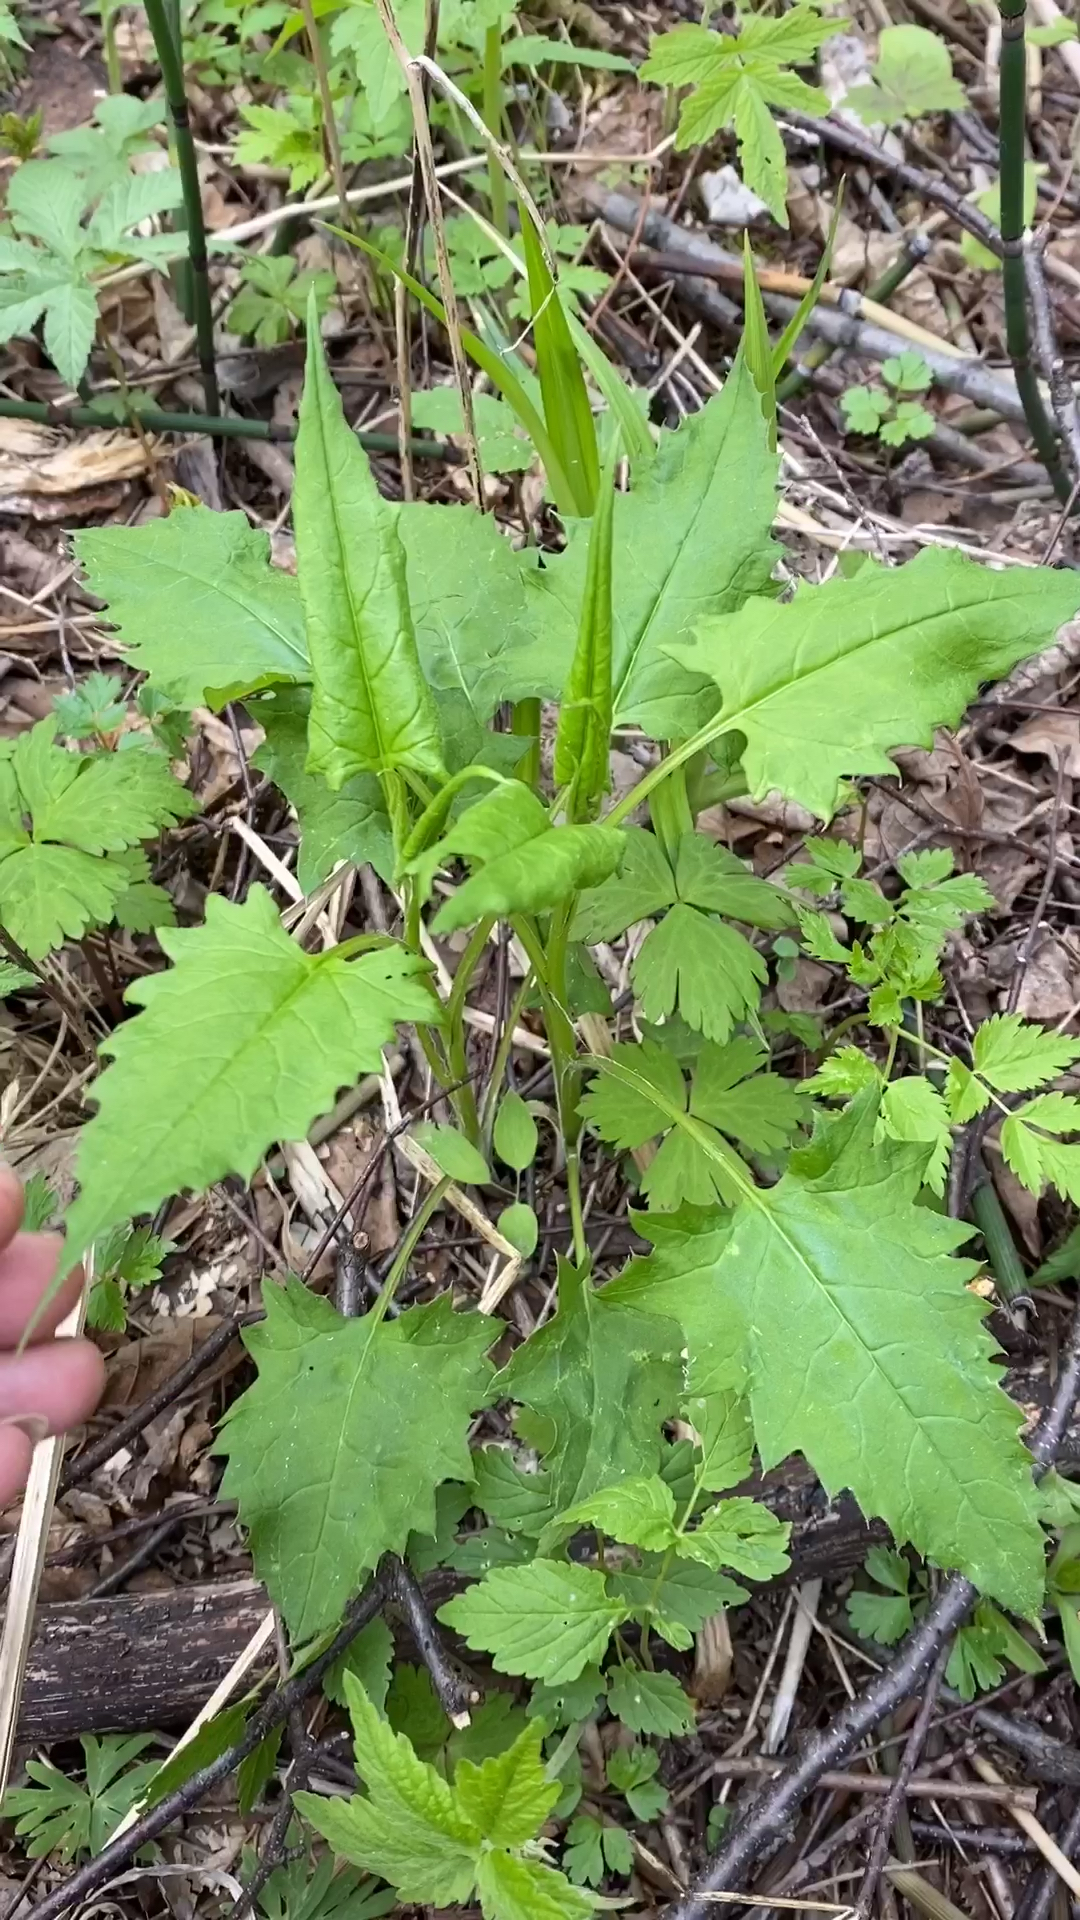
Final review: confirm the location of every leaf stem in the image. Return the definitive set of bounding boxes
[443,916,494,1143]
[479,967,535,1133]
[373,1175,453,1326]
[482,23,509,239]
[141,0,219,416]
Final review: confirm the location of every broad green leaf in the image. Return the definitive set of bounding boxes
[295,318,443,785]
[498,1203,539,1259]
[879,1075,951,1195]
[476,1849,594,1920]
[570,827,676,942]
[688,1388,755,1491]
[295,1677,479,1904]
[1002,1098,1080,1204]
[845,24,967,126]
[493,1092,538,1172]
[472,1447,557,1536]
[632,904,767,1042]
[502,33,634,70]
[805,1046,883,1100]
[671,548,1080,820]
[220,1281,494,1635]
[408,390,533,472]
[7,158,87,257]
[973,1013,1080,1092]
[407,782,623,935]
[528,364,778,739]
[701,1099,1044,1611]
[606,1666,695,1737]
[439,1559,628,1683]
[62,887,436,1271]
[498,1256,682,1520]
[75,508,310,709]
[252,689,393,891]
[554,443,616,816]
[848,1586,914,1646]
[557,1475,678,1552]
[323,1616,395,1711]
[681,1496,790,1579]
[398,503,549,727]
[454,1724,558,1848]
[30,741,195,854]
[413,1122,491,1186]
[0,845,133,958]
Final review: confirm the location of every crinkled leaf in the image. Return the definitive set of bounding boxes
[558,1474,678,1551]
[610,1557,747,1649]
[675,832,797,929]
[670,548,1080,820]
[220,1281,494,1635]
[408,781,623,935]
[62,886,436,1272]
[295,318,443,785]
[681,1496,790,1579]
[846,24,966,125]
[454,1723,558,1848]
[606,1666,695,1737]
[30,740,195,854]
[973,1013,1080,1092]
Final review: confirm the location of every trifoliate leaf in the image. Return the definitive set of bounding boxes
[1001,1097,1080,1203]
[476,1849,594,1920]
[295,1677,480,1904]
[845,24,967,126]
[879,1075,952,1195]
[570,827,676,942]
[674,833,797,929]
[408,782,623,935]
[439,1560,628,1683]
[454,1724,558,1848]
[109,849,175,934]
[409,390,533,472]
[62,886,437,1274]
[680,1496,790,1580]
[75,508,310,709]
[973,1013,1080,1092]
[670,548,1080,820]
[0,845,133,958]
[493,1091,538,1172]
[705,1097,1044,1611]
[252,689,393,891]
[528,362,778,739]
[841,387,890,434]
[497,1256,681,1521]
[558,1475,677,1552]
[632,904,767,1041]
[606,1666,695,1737]
[219,1281,494,1636]
[412,1122,490,1186]
[295,319,443,786]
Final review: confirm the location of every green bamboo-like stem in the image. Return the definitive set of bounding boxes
[101,0,122,93]
[142,0,219,416]
[997,0,1070,501]
[0,393,456,459]
[970,1175,1030,1304]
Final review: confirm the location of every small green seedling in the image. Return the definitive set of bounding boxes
[841,353,934,448]
[227,255,337,347]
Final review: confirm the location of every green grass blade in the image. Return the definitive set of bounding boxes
[741,233,776,448]
[770,189,845,379]
[519,205,599,516]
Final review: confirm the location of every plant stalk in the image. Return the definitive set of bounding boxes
[482,24,509,238]
[0,394,457,459]
[997,0,1070,500]
[142,0,219,415]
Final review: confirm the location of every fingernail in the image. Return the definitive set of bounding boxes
[0,1415,49,1446]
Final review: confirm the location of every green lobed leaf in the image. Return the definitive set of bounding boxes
[219,1281,494,1636]
[632,904,768,1043]
[528,362,778,740]
[878,1076,952,1196]
[61,887,436,1274]
[453,1723,559,1849]
[557,1474,678,1551]
[845,24,967,126]
[0,845,133,958]
[606,1665,695,1737]
[75,508,311,710]
[570,827,676,942]
[972,1013,1080,1093]
[295,314,443,786]
[670,548,1080,820]
[476,1849,594,1920]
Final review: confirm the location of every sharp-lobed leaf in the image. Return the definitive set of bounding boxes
[670,548,1080,819]
[220,1281,494,1636]
[62,886,436,1272]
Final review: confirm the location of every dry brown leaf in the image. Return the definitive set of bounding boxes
[1016,934,1076,1022]
[0,421,150,503]
[101,1315,238,1411]
[1012,710,1080,778]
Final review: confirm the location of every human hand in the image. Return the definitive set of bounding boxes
[0,1167,105,1503]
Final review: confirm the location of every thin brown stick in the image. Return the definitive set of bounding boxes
[855,1643,952,1915]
